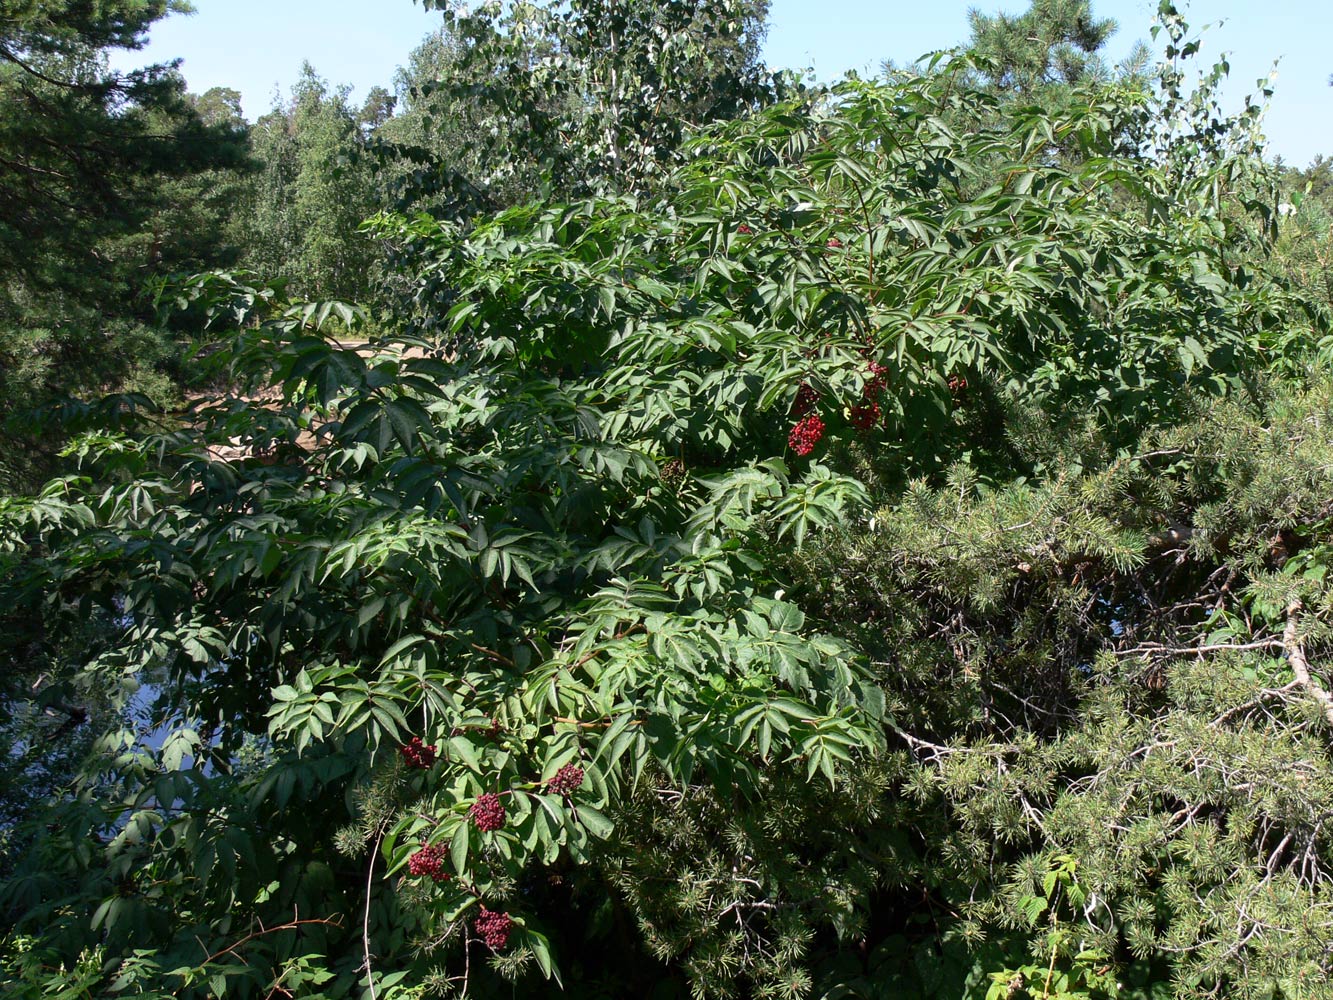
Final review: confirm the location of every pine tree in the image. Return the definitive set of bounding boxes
[0,2,247,491]
[967,0,1118,94]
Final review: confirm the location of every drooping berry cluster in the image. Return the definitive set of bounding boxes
[474,907,514,951]
[407,844,450,882]
[849,400,881,430]
[470,792,506,832]
[545,764,585,796]
[736,223,753,235]
[789,413,825,456]
[400,736,437,770]
[849,358,888,433]
[787,338,889,452]
[791,381,820,418]
[865,359,889,389]
[826,237,843,249]
[948,374,968,396]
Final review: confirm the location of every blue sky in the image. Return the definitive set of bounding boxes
[112,0,1332,167]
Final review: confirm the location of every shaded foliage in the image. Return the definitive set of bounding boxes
[0,1,249,492]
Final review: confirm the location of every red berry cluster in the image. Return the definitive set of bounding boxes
[850,359,888,433]
[791,381,820,418]
[736,223,753,235]
[474,907,514,951]
[545,763,585,796]
[400,736,437,770]
[826,237,843,248]
[787,339,890,452]
[849,400,881,430]
[948,374,968,395]
[470,792,506,832]
[789,413,825,456]
[407,844,450,882]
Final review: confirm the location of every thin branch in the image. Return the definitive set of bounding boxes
[363,823,387,1000]
[565,624,645,673]
[1114,638,1282,658]
[1209,681,1301,728]
[845,173,878,300]
[469,642,515,668]
[1284,601,1333,726]
[0,44,118,92]
[195,917,342,970]
[718,899,780,919]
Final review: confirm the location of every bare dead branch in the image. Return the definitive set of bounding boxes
[1284,601,1333,727]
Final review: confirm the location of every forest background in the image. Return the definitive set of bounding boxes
[6,1,1333,998]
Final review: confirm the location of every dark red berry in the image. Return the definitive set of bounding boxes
[400,736,437,770]
[545,763,585,796]
[474,906,514,951]
[948,374,968,395]
[789,413,825,456]
[850,400,881,431]
[854,361,887,430]
[470,792,506,832]
[407,844,450,882]
[737,223,753,235]
[791,381,820,418]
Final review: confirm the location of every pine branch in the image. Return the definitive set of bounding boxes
[1284,600,1333,727]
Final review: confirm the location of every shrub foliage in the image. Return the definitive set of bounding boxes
[4,7,1333,999]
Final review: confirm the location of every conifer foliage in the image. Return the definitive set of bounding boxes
[3,4,1333,999]
[967,0,1117,92]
